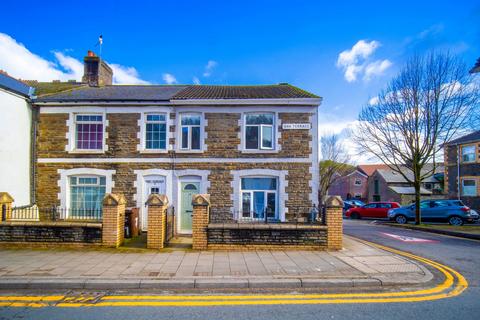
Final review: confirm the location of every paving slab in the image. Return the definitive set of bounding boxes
[0,235,433,290]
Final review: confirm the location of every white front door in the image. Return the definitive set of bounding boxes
[142,175,166,230]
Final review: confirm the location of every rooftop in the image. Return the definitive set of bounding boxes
[0,72,33,97]
[376,164,444,183]
[32,83,320,103]
[357,164,390,177]
[446,130,480,146]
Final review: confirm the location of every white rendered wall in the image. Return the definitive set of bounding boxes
[0,88,32,206]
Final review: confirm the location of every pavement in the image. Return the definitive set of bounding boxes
[0,236,431,290]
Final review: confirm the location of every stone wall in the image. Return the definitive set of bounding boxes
[36,162,313,221]
[36,112,313,159]
[0,222,102,244]
[207,224,327,249]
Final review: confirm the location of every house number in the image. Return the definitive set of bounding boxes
[282,123,311,130]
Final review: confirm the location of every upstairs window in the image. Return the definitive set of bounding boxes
[462,145,476,163]
[354,178,362,186]
[145,114,167,150]
[75,114,103,150]
[180,114,201,150]
[245,113,274,150]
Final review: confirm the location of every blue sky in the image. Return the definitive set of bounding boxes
[0,0,479,161]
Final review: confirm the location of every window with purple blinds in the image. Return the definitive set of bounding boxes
[75,115,103,150]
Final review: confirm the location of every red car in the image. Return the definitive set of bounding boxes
[345,202,400,219]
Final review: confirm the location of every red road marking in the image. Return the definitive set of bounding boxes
[381,232,439,243]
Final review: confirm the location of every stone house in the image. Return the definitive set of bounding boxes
[32,51,321,235]
[328,168,368,201]
[367,165,444,205]
[444,131,480,210]
[0,72,35,207]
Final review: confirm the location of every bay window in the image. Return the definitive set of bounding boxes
[180,113,201,150]
[241,177,277,220]
[245,113,274,150]
[145,114,167,150]
[69,176,106,218]
[75,114,103,150]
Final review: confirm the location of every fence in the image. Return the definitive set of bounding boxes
[5,206,103,222]
[230,206,323,225]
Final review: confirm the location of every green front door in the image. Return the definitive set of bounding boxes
[180,182,200,233]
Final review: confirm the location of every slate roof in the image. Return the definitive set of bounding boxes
[0,72,33,97]
[470,57,480,74]
[376,164,444,183]
[171,84,319,100]
[32,83,319,103]
[446,130,480,146]
[389,186,432,195]
[34,85,188,102]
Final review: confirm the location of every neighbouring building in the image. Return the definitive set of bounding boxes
[32,51,321,235]
[368,164,444,205]
[0,72,35,206]
[444,131,480,210]
[328,168,368,201]
[470,57,480,74]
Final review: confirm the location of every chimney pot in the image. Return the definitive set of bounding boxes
[87,50,96,57]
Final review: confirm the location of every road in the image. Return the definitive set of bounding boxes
[0,219,479,320]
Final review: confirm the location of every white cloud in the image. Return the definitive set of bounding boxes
[0,32,148,84]
[369,96,380,106]
[109,64,149,85]
[363,59,392,81]
[162,73,177,84]
[203,60,218,77]
[192,76,201,85]
[336,40,391,82]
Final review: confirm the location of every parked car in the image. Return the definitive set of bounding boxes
[345,202,400,219]
[343,200,365,213]
[388,200,479,225]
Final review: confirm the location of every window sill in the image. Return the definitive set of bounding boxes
[139,149,169,154]
[68,150,106,154]
[241,149,279,154]
[176,149,204,153]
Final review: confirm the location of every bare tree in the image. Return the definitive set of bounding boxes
[318,133,352,212]
[355,52,479,224]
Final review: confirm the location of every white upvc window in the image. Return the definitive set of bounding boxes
[74,114,104,150]
[461,179,477,196]
[69,175,106,219]
[354,178,362,186]
[244,113,275,150]
[462,145,476,163]
[180,113,202,150]
[240,177,278,220]
[144,113,167,150]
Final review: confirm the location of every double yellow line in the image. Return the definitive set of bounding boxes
[0,240,468,307]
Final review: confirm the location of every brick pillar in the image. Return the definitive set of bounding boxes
[192,194,210,250]
[102,193,126,248]
[146,194,168,249]
[0,192,14,221]
[325,195,343,250]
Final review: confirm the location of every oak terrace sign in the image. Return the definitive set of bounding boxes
[282,123,311,130]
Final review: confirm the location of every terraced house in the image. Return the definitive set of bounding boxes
[33,52,321,235]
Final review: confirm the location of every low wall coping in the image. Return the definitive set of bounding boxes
[207,223,327,231]
[0,221,102,228]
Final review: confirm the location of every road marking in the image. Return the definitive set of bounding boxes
[0,239,467,308]
[381,232,438,242]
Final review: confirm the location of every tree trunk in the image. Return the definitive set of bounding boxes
[414,180,421,225]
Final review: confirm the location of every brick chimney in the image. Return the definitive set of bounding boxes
[82,50,113,86]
